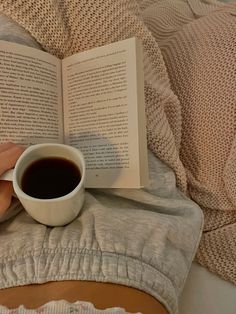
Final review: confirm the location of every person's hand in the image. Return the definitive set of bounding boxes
[0,142,25,217]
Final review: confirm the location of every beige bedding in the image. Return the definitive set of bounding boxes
[0,0,235,313]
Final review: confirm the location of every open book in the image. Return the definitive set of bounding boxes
[0,37,148,188]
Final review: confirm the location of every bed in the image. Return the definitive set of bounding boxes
[0,0,235,313]
[180,262,236,314]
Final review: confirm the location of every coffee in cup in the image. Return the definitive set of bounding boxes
[21,157,81,199]
[0,143,86,226]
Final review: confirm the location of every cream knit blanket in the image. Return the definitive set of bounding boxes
[1,0,236,284]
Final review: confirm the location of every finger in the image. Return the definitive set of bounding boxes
[0,142,15,153]
[0,145,25,176]
[0,181,13,217]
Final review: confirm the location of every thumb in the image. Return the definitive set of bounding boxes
[0,181,14,217]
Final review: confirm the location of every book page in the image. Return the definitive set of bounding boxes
[0,41,63,145]
[62,38,148,188]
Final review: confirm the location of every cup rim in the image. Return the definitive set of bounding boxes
[13,143,85,202]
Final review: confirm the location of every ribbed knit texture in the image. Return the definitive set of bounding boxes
[1,0,236,284]
[141,0,236,283]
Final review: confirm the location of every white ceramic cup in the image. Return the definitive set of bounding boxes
[1,143,85,226]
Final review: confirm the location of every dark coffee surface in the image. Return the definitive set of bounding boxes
[21,157,81,199]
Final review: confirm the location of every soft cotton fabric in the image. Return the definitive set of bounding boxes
[0,301,141,314]
[0,152,203,314]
